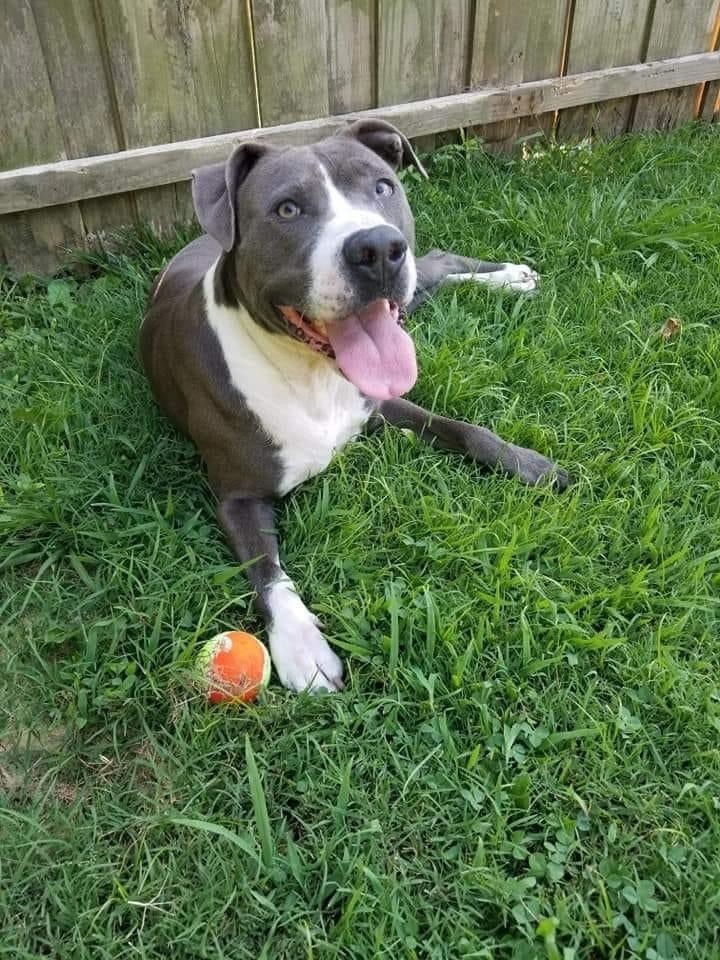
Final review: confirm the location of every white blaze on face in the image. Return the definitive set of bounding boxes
[307,165,415,322]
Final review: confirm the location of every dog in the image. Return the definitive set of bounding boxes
[141,119,567,693]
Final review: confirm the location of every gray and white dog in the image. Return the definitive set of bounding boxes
[141,119,567,693]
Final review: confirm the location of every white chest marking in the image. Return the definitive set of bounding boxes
[203,265,370,496]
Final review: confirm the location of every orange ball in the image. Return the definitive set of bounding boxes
[196,631,271,703]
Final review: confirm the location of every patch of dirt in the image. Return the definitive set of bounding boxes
[0,721,77,804]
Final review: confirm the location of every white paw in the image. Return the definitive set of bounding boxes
[445,263,539,295]
[266,581,344,693]
[495,263,540,293]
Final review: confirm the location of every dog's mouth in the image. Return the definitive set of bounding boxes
[277,300,417,400]
[277,305,338,357]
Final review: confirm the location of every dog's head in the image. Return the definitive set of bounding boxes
[191,120,426,399]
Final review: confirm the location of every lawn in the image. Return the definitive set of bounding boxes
[1,124,720,960]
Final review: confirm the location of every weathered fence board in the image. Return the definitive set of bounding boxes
[701,78,720,116]
[176,0,259,220]
[96,0,196,229]
[185,0,259,134]
[2,0,720,274]
[29,0,136,247]
[470,0,569,151]
[326,0,376,113]
[559,0,656,139]
[0,0,67,170]
[633,0,720,131]
[703,0,720,120]
[377,0,473,149]
[4,52,720,219]
[97,0,258,231]
[252,0,329,124]
[0,0,86,273]
[377,0,472,102]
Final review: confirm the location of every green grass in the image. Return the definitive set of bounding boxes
[2,124,720,959]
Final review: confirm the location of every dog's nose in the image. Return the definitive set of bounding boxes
[342,226,407,286]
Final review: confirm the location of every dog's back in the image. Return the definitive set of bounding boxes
[141,235,221,437]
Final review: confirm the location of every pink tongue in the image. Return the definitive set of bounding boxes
[325,300,417,400]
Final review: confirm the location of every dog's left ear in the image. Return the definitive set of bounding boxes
[339,119,428,179]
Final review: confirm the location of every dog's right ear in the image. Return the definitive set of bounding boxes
[191,142,269,252]
[338,119,428,180]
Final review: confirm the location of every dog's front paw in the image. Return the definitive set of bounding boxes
[498,263,540,294]
[501,444,569,490]
[266,582,344,692]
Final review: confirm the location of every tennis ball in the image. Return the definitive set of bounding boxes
[196,631,271,703]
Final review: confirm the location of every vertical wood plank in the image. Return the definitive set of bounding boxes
[700,79,720,118]
[96,0,195,230]
[97,0,257,233]
[633,0,720,131]
[377,0,471,103]
[0,0,64,170]
[174,0,259,225]
[326,0,376,113]
[252,0,330,124]
[29,0,136,245]
[0,209,90,276]
[0,0,86,273]
[377,0,473,150]
[558,0,655,140]
[470,0,568,153]
[185,1,261,134]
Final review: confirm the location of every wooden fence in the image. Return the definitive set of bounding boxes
[1,0,719,275]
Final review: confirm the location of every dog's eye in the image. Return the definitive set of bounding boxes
[375,179,394,197]
[277,200,301,219]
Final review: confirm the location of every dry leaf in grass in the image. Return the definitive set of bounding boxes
[54,781,79,804]
[660,317,682,340]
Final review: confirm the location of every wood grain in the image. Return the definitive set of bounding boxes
[326,0,376,113]
[700,78,720,117]
[29,0,136,245]
[252,0,329,124]
[633,0,720,131]
[471,0,568,152]
[96,0,257,231]
[377,0,473,150]
[5,52,720,218]
[0,0,85,273]
[558,0,655,139]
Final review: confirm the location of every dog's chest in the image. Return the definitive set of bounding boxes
[206,294,370,495]
[259,365,370,495]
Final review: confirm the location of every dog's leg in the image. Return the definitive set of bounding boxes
[378,398,568,489]
[408,249,539,312]
[217,496,344,692]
